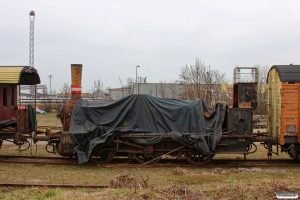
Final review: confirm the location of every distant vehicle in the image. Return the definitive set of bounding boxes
[36,108,46,114]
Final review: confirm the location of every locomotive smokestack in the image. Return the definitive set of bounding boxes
[71,64,82,98]
[58,64,83,131]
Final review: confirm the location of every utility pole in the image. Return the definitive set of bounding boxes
[48,75,53,95]
[136,65,140,94]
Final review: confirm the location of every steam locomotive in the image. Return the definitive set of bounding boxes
[1,64,299,165]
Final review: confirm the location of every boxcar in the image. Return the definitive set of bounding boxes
[267,64,300,159]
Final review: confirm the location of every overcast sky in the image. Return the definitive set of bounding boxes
[1,0,300,92]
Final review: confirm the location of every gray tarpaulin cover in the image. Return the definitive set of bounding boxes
[69,94,227,164]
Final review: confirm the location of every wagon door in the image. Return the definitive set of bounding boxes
[279,82,300,145]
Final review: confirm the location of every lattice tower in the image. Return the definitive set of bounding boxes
[29,11,35,68]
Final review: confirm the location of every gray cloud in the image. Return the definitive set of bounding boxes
[0,0,300,92]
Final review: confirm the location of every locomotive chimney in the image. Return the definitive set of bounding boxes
[58,64,83,131]
[71,64,82,100]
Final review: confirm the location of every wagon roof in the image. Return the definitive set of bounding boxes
[268,65,300,82]
[0,66,41,85]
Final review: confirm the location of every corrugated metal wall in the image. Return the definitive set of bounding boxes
[0,67,24,84]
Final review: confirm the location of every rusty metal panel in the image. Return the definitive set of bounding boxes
[58,132,75,156]
[17,109,29,132]
[233,83,257,110]
[227,108,253,135]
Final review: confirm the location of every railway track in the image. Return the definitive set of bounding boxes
[0,183,110,188]
[0,156,299,168]
[0,156,96,166]
[0,156,298,189]
[0,155,69,160]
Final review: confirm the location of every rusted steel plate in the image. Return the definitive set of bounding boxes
[17,109,29,132]
[233,83,257,110]
[227,108,253,135]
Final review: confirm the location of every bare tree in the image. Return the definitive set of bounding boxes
[90,78,104,100]
[178,58,227,103]
[51,89,57,95]
[60,82,70,99]
[159,80,168,98]
[119,77,125,97]
[126,77,134,94]
[168,80,177,99]
[254,63,270,115]
[255,63,269,84]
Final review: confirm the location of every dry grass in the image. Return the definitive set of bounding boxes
[36,112,62,127]
[0,167,299,199]
[0,113,299,199]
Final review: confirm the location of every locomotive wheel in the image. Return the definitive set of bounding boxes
[288,150,300,162]
[288,152,298,161]
[297,151,300,162]
[90,148,116,163]
[134,143,164,164]
[184,149,211,165]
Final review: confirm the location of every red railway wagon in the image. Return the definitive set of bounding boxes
[0,66,40,149]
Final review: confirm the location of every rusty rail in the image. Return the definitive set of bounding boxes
[0,155,69,160]
[0,158,298,168]
[0,183,109,188]
[0,159,96,166]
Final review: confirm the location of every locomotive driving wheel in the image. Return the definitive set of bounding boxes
[288,152,298,160]
[134,143,164,164]
[296,151,300,162]
[288,149,300,162]
[184,149,211,165]
[90,145,116,163]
